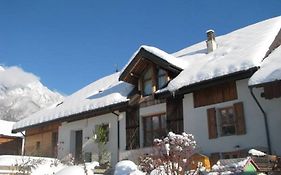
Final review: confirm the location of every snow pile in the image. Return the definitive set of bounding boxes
[13,72,134,131]
[0,119,22,137]
[248,149,266,156]
[166,16,281,92]
[114,160,144,175]
[249,45,281,86]
[0,65,63,121]
[211,157,251,174]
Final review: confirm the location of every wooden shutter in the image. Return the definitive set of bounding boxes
[126,107,140,150]
[210,153,220,166]
[207,108,217,139]
[234,102,246,135]
[166,97,183,134]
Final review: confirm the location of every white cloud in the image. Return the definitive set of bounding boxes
[0,65,40,88]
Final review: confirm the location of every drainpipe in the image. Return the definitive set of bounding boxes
[112,111,120,161]
[249,87,272,154]
[20,131,25,156]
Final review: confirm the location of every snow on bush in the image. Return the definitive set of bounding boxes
[114,160,145,175]
[139,132,197,175]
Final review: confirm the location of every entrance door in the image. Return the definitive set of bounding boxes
[52,132,58,157]
[75,130,83,162]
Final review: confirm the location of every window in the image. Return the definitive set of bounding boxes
[193,81,237,108]
[95,124,109,143]
[219,107,236,136]
[141,66,169,96]
[143,67,153,96]
[166,97,183,134]
[143,114,166,147]
[126,107,140,150]
[207,102,246,139]
[157,68,168,89]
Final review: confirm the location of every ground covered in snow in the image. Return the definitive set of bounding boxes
[0,155,99,175]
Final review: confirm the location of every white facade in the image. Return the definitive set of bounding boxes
[58,112,125,165]
[182,78,281,155]
[252,86,281,155]
[57,78,281,166]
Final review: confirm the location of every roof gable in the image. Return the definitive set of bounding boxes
[119,46,184,84]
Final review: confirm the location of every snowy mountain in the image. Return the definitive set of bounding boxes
[0,65,63,121]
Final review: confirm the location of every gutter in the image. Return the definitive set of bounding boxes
[20,131,25,156]
[112,111,120,162]
[249,87,272,154]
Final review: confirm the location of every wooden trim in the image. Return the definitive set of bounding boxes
[141,112,166,118]
[234,102,246,135]
[207,108,218,139]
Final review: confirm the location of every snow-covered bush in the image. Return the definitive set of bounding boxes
[139,132,197,175]
[114,160,145,175]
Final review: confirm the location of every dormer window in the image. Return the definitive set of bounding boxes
[157,68,168,89]
[143,67,153,96]
[141,66,168,96]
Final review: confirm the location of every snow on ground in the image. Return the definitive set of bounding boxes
[55,162,99,175]
[0,119,22,137]
[165,16,281,92]
[249,45,281,86]
[0,155,66,175]
[0,155,100,175]
[13,72,134,131]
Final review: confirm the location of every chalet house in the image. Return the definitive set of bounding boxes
[0,120,22,155]
[12,16,281,166]
[12,72,134,164]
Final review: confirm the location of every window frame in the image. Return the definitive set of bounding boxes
[218,106,236,136]
[142,66,153,96]
[142,113,166,147]
[141,65,169,96]
[157,68,168,89]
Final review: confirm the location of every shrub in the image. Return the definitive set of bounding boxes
[139,132,197,175]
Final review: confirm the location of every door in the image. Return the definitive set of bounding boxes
[75,130,83,162]
[52,132,58,157]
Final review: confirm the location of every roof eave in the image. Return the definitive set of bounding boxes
[12,101,129,133]
[249,79,281,88]
[156,67,258,99]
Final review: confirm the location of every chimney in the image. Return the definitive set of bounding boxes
[206,29,217,53]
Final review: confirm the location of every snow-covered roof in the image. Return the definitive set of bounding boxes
[165,16,281,92]
[13,72,134,131]
[249,45,281,86]
[0,120,22,137]
[121,45,188,73]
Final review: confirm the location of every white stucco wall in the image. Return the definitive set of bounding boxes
[252,86,281,155]
[58,112,122,165]
[182,79,273,155]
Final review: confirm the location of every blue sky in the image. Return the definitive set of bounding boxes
[0,0,280,95]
